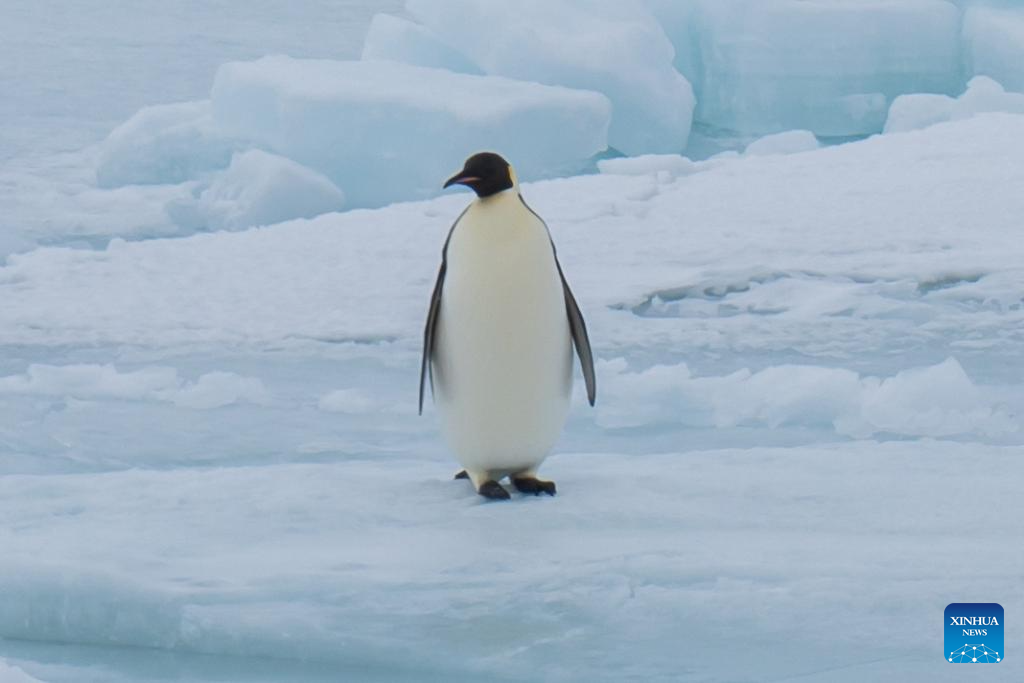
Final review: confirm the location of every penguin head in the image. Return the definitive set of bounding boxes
[443,152,516,198]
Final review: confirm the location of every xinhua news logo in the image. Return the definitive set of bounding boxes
[945,603,1003,663]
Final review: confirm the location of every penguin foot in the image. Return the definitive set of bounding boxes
[454,469,469,480]
[511,477,556,496]
[477,480,511,500]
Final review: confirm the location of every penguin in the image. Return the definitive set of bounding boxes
[419,152,596,500]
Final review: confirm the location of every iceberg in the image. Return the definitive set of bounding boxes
[664,0,963,136]
[169,149,346,231]
[963,5,1024,94]
[211,56,611,208]
[361,13,481,75]
[404,0,694,155]
[96,101,237,188]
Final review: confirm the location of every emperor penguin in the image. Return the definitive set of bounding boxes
[419,152,596,500]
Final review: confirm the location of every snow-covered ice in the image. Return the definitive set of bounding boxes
[0,364,268,410]
[3,112,1024,680]
[2,442,1021,683]
[596,153,701,179]
[211,56,611,208]
[0,660,45,683]
[596,356,1014,438]
[4,3,1024,681]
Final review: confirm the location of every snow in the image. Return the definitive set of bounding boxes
[744,129,819,156]
[403,0,695,155]
[0,364,269,410]
[596,154,700,179]
[361,13,482,75]
[597,357,1013,438]
[168,149,346,232]
[318,388,381,415]
[210,56,611,208]
[885,76,1024,133]
[963,5,1024,94]
[677,0,963,136]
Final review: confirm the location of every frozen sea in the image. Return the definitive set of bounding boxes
[2,2,1023,682]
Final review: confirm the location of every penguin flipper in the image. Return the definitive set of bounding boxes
[419,261,445,416]
[517,194,597,406]
[420,207,468,415]
[557,263,597,406]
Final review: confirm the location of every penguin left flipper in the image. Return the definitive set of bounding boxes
[517,195,596,407]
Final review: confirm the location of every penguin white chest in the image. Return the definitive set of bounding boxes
[433,192,572,475]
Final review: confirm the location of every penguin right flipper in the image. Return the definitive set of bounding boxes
[420,208,470,416]
[419,260,446,416]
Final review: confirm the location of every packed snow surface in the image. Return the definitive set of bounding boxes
[596,153,701,179]
[2,114,1024,682]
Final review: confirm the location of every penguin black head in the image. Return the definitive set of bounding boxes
[443,152,516,198]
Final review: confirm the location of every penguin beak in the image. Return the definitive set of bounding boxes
[443,172,481,189]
